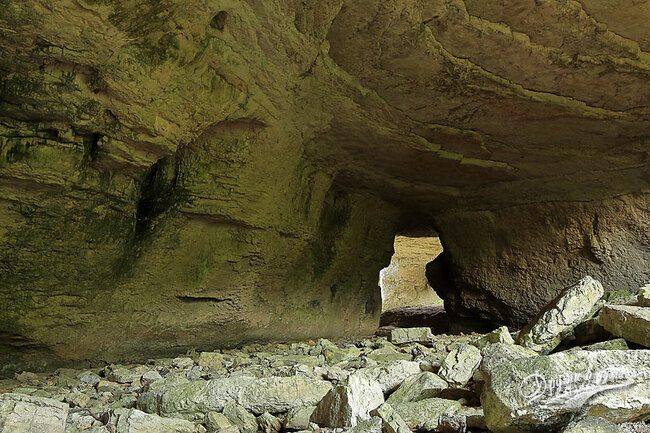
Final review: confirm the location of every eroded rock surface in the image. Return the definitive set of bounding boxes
[481,350,650,431]
[516,276,604,354]
[0,0,649,371]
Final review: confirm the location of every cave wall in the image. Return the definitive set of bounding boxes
[1,119,399,374]
[0,0,649,372]
[428,194,650,326]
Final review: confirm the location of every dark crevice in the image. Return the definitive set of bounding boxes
[176,295,232,303]
[86,132,102,162]
[134,157,182,238]
[210,11,228,31]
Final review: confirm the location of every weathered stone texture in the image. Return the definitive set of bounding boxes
[0,0,649,370]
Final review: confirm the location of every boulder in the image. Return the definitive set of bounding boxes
[0,393,68,433]
[65,390,91,408]
[638,285,650,307]
[284,406,315,431]
[350,361,422,393]
[477,343,538,379]
[78,371,102,387]
[437,413,467,433]
[172,358,195,369]
[386,372,447,403]
[388,328,433,345]
[517,276,604,354]
[599,305,650,347]
[347,417,383,433]
[141,370,164,386]
[561,416,624,433]
[257,412,282,433]
[456,407,486,430]
[366,347,412,363]
[204,412,231,432]
[67,411,99,431]
[138,375,332,417]
[105,365,149,384]
[369,403,410,433]
[481,349,650,431]
[197,352,225,370]
[223,403,257,433]
[473,326,514,350]
[314,339,362,365]
[584,339,628,351]
[310,375,384,428]
[391,398,461,431]
[111,408,204,433]
[438,344,482,387]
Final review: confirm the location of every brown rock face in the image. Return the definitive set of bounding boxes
[428,195,650,325]
[0,0,648,372]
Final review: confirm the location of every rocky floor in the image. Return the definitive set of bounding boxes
[2,277,650,433]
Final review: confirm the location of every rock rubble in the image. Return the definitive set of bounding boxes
[1,277,650,432]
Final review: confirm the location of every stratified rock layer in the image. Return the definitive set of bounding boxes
[0,0,649,370]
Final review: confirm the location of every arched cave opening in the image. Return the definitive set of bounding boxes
[379,229,443,312]
[377,223,500,336]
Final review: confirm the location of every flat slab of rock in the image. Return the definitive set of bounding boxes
[389,327,433,345]
[517,276,604,354]
[599,305,650,347]
[111,408,204,433]
[478,343,538,380]
[391,398,461,431]
[138,375,332,417]
[350,360,421,392]
[284,406,315,430]
[473,326,514,350]
[310,375,384,427]
[481,349,650,432]
[369,403,410,433]
[583,338,628,351]
[438,344,482,387]
[347,416,383,433]
[561,416,624,433]
[386,371,447,403]
[223,403,257,433]
[0,393,68,433]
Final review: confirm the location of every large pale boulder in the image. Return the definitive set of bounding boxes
[599,305,650,347]
[561,416,624,433]
[369,403,411,433]
[284,406,315,431]
[391,398,461,431]
[222,403,257,433]
[138,375,332,417]
[347,417,383,433]
[350,361,422,393]
[438,344,482,387]
[386,371,447,403]
[388,328,433,345]
[481,350,650,432]
[310,375,384,428]
[0,393,68,433]
[516,276,604,354]
[478,343,538,379]
[111,409,204,433]
[473,326,514,350]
